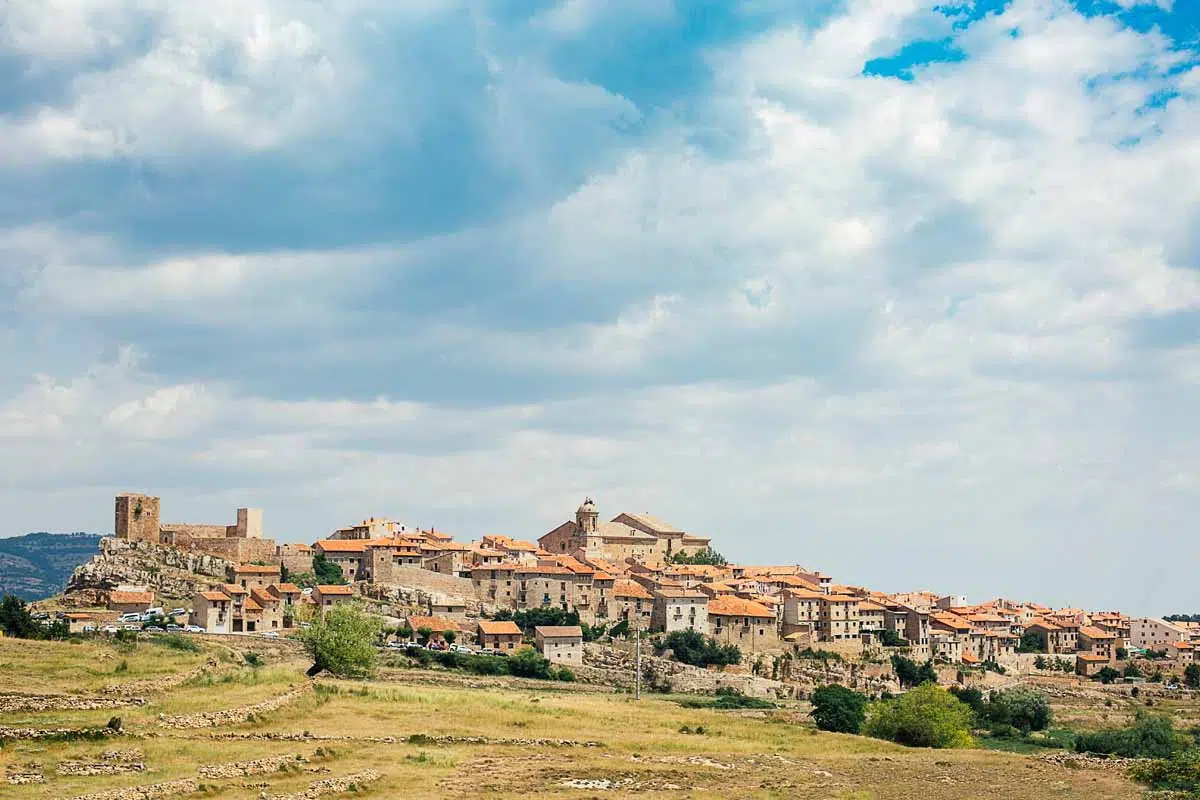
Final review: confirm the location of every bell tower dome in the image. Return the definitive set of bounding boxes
[575,497,599,534]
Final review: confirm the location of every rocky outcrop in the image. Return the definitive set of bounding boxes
[156,683,313,729]
[66,537,233,603]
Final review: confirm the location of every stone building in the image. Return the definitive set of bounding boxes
[535,625,584,666]
[477,620,523,653]
[651,589,709,634]
[707,596,778,651]
[114,492,277,564]
[537,498,711,563]
[107,587,155,615]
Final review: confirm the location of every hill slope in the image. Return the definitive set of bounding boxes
[0,532,104,600]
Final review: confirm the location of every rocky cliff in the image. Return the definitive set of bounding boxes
[65,538,232,605]
[0,532,104,600]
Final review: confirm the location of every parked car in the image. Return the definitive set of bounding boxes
[144,626,166,634]
[449,644,473,655]
[101,625,119,634]
[386,641,406,650]
[141,607,165,620]
[122,624,141,631]
[119,612,141,623]
[82,624,97,633]
[184,625,205,634]
[166,624,183,633]
[169,608,187,617]
[260,631,280,638]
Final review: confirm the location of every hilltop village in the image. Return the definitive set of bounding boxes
[53,493,1200,680]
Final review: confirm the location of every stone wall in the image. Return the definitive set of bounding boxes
[579,645,798,699]
[371,566,479,600]
[66,538,233,603]
[278,545,314,577]
[360,580,486,619]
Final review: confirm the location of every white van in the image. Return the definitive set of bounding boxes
[141,607,164,621]
[119,612,142,623]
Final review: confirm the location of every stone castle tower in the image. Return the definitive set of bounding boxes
[115,493,161,543]
[575,497,599,535]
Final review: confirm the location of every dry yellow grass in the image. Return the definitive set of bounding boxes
[0,637,1164,799]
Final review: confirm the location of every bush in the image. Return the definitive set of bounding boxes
[507,646,553,679]
[670,547,727,566]
[1075,712,1187,759]
[712,688,774,709]
[1123,663,1143,679]
[312,554,347,585]
[984,686,1053,734]
[297,604,381,678]
[155,634,200,652]
[811,685,868,734]
[1130,749,1200,795]
[797,647,844,663]
[554,667,576,682]
[864,684,974,749]
[495,608,580,635]
[661,630,741,668]
[1185,664,1200,690]
[1096,666,1121,684]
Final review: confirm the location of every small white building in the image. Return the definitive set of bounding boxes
[534,625,584,666]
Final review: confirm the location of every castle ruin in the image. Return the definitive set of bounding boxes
[114,492,278,564]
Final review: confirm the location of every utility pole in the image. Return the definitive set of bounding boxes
[635,621,642,701]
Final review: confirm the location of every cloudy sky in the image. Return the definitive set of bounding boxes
[1,0,1197,614]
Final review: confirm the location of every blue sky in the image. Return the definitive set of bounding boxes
[1,0,1198,614]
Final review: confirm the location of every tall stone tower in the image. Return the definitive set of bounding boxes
[115,493,161,543]
[235,508,264,539]
[575,497,599,535]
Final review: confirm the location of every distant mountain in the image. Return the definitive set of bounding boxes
[0,532,105,601]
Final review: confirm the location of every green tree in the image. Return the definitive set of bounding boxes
[297,604,381,678]
[396,623,414,641]
[443,630,457,646]
[0,595,39,638]
[1096,666,1121,684]
[879,629,908,648]
[1033,655,1048,670]
[661,629,741,668]
[891,654,938,688]
[1184,663,1200,689]
[312,554,347,585]
[1123,662,1143,679]
[811,685,869,734]
[1017,631,1046,653]
[416,626,433,646]
[985,686,1052,733]
[508,646,553,679]
[864,684,974,749]
[1130,749,1200,795]
[670,547,728,566]
[1075,712,1186,758]
[947,685,985,717]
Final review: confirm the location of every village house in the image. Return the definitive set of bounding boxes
[818,594,862,642]
[535,625,584,666]
[229,564,282,591]
[313,584,355,613]
[1078,626,1120,665]
[313,539,368,581]
[1076,653,1112,677]
[707,596,778,651]
[107,587,155,615]
[781,588,822,642]
[406,615,465,646]
[1130,618,1191,651]
[477,620,523,653]
[612,580,653,628]
[651,589,709,633]
[192,590,233,633]
[471,563,520,606]
[1026,618,1078,654]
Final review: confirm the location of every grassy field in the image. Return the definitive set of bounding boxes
[0,637,1161,799]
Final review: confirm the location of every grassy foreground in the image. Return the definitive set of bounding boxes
[0,637,1143,799]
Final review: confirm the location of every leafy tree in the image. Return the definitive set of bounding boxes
[1123,663,1143,679]
[1033,655,1048,670]
[864,684,975,749]
[891,654,938,688]
[811,685,869,734]
[312,554,347,585]
[442,630,457,646]
[396,623,414,641]
[661,629,741,667]
[0,595,39,638]
[879,629,908,648]
[1129,748,1200,794]
[496,607,580,635]
[297,604,381,678]
[1180,664,1200,689]
[1116,647,1128,660]
[670,547,728,566]
[947,685,986,717]
[1096,666,1121,684]
[508,646,553,679]
[1017,631,1046,653]
[416,626,433,646]
[985,686,1052,733]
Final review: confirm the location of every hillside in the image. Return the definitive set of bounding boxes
[0,532,104,601]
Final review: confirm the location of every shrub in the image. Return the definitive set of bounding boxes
[312,554,347,585]
[554,667,576,682]
[1130,749,1200,795]
[864,684,974,749]
[155,634,200,652]
[1185,664,1200,690]
[670,547,727,566]
[1096,666,1121,684]
[798,648,844,663]
[507,646,553,680]
[811,685,868,734]
[713,687,774,709]
[661,630,741,668]
[297,605,381,678]
[984,686,1053,734]
[879,629,908,648]
[1123,663,1143,679]
[495,608,580,635]
[1075,712,1187,759]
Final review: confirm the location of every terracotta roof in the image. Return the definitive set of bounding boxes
[108,591,153,605]
[930,612,973,632]
[961,652,980,664]
[243,599,263,612]
[314,540,368,553]
[515,566,573,576]
[275,583,302,594]
[477,620,522,636]
[858,600,887,612]
[707,596,774,618]
[407,615,462,633]
[613,580,653,600]
[315,585,354,596]
[200,590,230,602]
[654,589,707,599]
[1079,626,1118,640]
[250,587,277,605]
[593,571,614,582]
[784,588,825,600]
[233,564,280,574]
[1026,618,1061,631]
[221,584,248,595]
[1077,653,1110,662]
[536,626,583,638]
[823,594,859,603]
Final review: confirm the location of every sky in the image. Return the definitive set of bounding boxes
[1,0,1198,615]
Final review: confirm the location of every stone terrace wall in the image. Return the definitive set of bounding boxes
[361,568,485,615]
